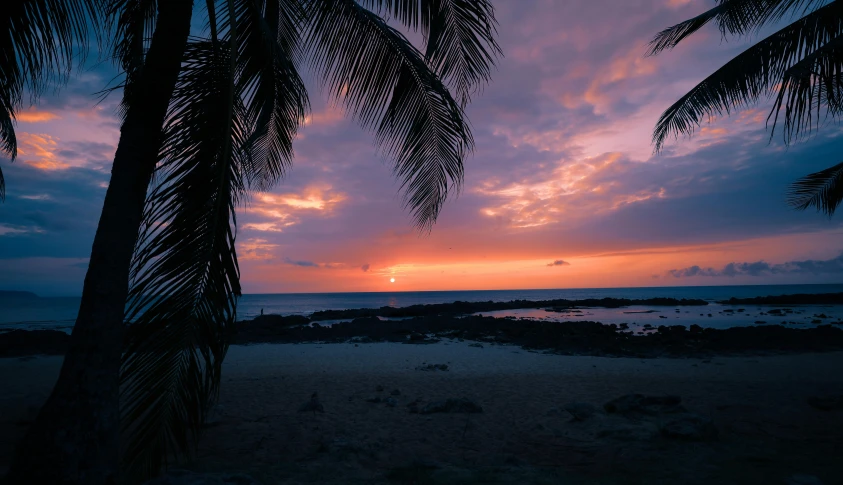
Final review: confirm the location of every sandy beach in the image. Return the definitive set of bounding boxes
[2,341,843,484]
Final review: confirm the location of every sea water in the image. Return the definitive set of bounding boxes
[2,284,843,333]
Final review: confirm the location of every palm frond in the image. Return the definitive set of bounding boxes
[648,0,827,56]
[121,39,245,482]
[772,34,843,141]
[788,161,843,215]
[0,0,101,199]
[231,0,309,189]
[305,0,472,229]
[107,0,159,118]
[652,0,843,152]
[360,0,501,105]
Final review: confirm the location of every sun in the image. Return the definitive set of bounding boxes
[390,277,395,283]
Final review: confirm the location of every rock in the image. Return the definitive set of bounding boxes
[409,332,426,341]
[390,389,401,396]
[468,343,484,348]
[604,394,684,416]
[376,385,384,392]
[597,422,658,441]
[366,396,382,403]
[416,363,448,371]
[563,402,598,421]
[689,324,702,334]
[420,398,483,414]
[407,401,419,414]
[385,397,398,407]
[807,395,843,411]
[143,469,261,484]
[298,392,324,413]
[787,474,824,485]
[660,413,718,441]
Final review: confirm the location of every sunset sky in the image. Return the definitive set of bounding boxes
[3,0,843,296]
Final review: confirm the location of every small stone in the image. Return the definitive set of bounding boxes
[787,474,824,485]
[807,395,843,411]
[390,389,401,396]
[366,396,382,403]
[298,392,324,413]
[376,385,384,392]
[385,397,398,407]
[660,413,718,441]
[420,398,482,414]
[468,343,484,348]
[563,402,597,421]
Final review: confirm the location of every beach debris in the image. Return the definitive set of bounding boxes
[787,475,824,485]
[807,395,843,411]
[420,398,483,414]
[563,402,598,421]
[385,397,398,407]
[604,394,684,416]
[660,413,718,441]
[390,388,401,396]
[468,342,484,348]
[142,469,261,484]
[416,363,449,371]
[298,392,324,413]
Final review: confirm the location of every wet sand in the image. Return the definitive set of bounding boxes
[2,342,842,484]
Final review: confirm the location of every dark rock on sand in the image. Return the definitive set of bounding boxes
[416,363,448,371]
[0,329,69,357]
[385,397,398,407]
[807,395,843,411]
[787,474,825,485]
[298,392,324,413]
[390,389,401,396]
[420,398,483,414]
[563,402,598,421]
[604,394,685,416]
[366,397,382,403]
[660,413,718,441]
[143,469,261,485]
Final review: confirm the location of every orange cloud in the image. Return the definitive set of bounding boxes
[16,109,61,123]
[18,133,70,170]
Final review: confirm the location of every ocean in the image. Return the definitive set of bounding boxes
[2,284,843,333]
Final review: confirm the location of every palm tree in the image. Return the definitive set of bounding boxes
[5,1,501,484]
[0,0,101,199]
[647,0,843,215]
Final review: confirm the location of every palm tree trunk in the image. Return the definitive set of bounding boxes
[4,1,194,484]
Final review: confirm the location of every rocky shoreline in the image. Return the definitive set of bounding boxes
[719,292,843,305]
[4,314,843,358]
[308,297,709,321]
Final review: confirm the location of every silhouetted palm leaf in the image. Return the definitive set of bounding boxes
[361,0,500,105]
[651,0,843,151]
[649,0,827,56]
[0,0,101,200]
[788,161,843,214]
[106,0,159,118]
[121,38,245,482]
[232,0,310,189]
[305,0,472,229]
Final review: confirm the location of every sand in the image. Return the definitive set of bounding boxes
[2,341,843,484]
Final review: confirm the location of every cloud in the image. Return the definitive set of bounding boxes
[16,109,61,123]
[546,259,570,267]
[361,263,370,272]
[283,257,320,268]
[666,252,843,278]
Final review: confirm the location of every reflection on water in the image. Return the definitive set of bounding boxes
[475,304,843,332]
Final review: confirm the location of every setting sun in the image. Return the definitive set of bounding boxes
[390,278,395,283]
